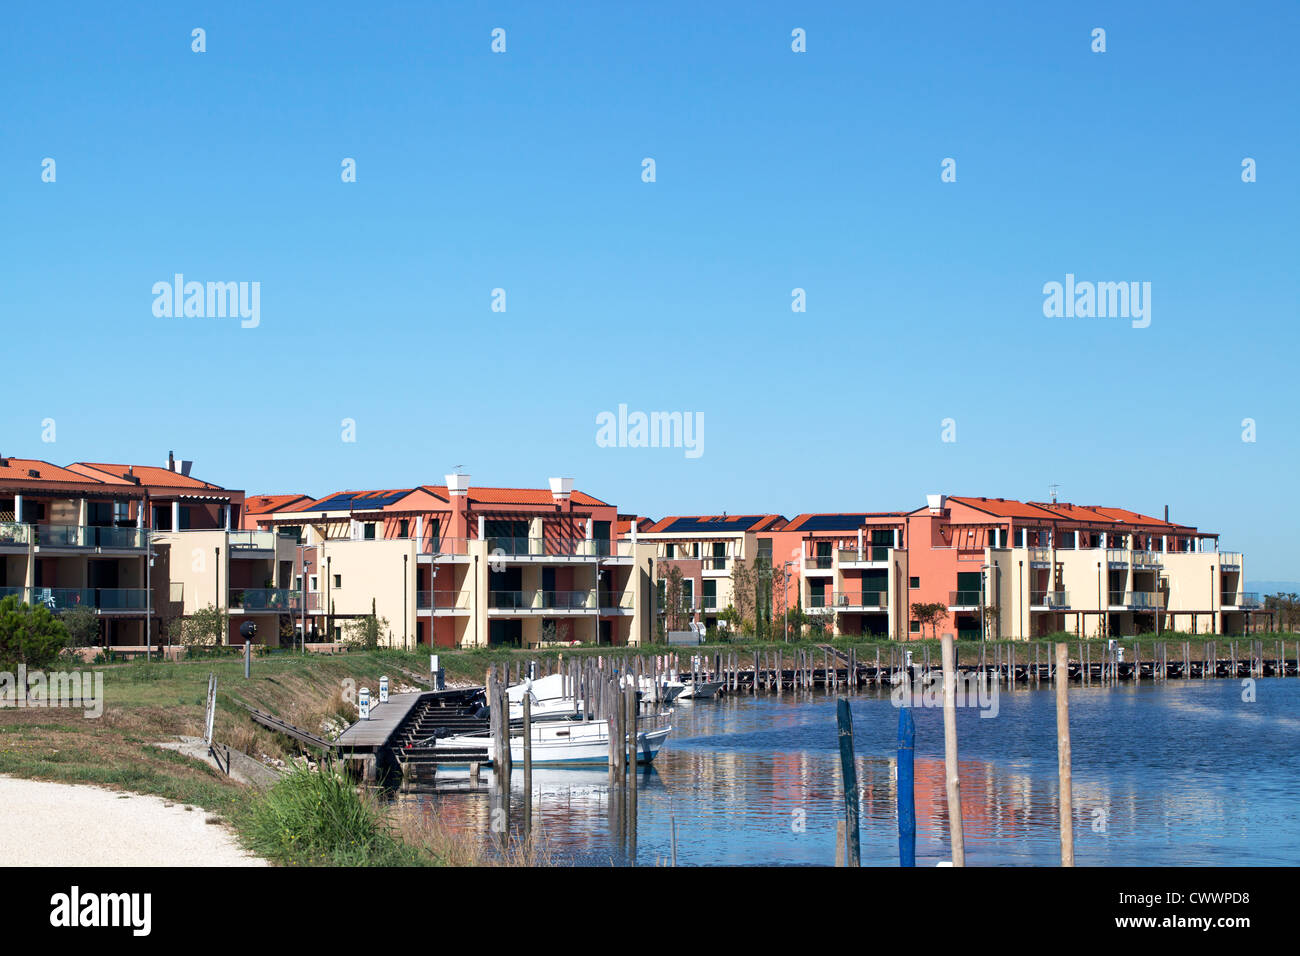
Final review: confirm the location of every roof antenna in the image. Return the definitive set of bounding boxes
[1049,482,1059,504]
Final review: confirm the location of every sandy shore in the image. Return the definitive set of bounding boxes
[0,775,265,866]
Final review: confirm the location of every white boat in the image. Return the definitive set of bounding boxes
[439,716,672,767]
[677,679,724,700]
[619,673,685,704]
[506,673,583,721]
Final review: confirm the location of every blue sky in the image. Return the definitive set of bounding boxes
[2,2,1297,576]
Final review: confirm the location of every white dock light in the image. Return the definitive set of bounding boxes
[359,687,371,720]
[379,675,389,703]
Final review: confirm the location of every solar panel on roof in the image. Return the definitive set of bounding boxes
[796,514,874,532]
[663,516,766,533]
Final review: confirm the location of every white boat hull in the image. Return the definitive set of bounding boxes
[439,718,672,767]
[678,679,723,700]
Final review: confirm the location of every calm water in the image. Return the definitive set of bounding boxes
[408,679,1300,865]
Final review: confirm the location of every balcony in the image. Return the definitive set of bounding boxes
[1030,590,1070,609]
[1109,590,1162,610]
[804,554,834,573]
[1106,548,1130,567]
[701,556,731,575]
[1028,547,1052,566]
[230,588,293,611]
[837,547,891,566]
[416,590,470,613]
[1217,551,1242,568]
[32,525,149,550]
[1131,550,1164,568]
[1221,591,1261,609]
[488,589,597,612]
[25,587,149,612]
[809,590,888,612]
[485,537,601,561]
[948,590,982,609]
[227,531,277,554]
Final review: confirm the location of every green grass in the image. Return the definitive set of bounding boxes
[244,764,430,866]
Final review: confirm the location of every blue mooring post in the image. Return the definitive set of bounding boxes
[836,698,861,866]
[897,705,916,866]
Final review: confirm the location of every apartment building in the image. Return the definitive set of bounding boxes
[247,476,656,648]
[0,453,249,646]
[633,514,786,633]
[908,495,1250,639]
[768,512,910,639]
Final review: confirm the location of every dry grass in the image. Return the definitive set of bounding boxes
[386,800,552,867]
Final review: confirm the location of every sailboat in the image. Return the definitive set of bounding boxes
[438,713,672,766]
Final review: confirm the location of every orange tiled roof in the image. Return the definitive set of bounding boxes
[246,493,313,515]
[945,496,1063,520]
[0,458,102,483]
[287,484,611,514]
[69,462,229,491]
[783,512,906,532]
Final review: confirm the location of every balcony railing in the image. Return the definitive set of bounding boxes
[230,588,293,610]
[485,537,601,558]
[1105,548,1130,565]
[1028,547,1052,564]
[25,587,150,611]
[0,522,31,546]
[32,525,149,549]
[701,556,731,571]
[809,591,887,610]
[1131,550,1164,568]
[804,554,834,571]
[838,547,891,563]
[1217,551,1242,566]
[1109,590,1162,609]
[228,531,276,551]
[416,590,471,611]
[489,589,597,611]
[948,590,983,607]
[1221,591,1261,608]
[1030,590,1070,608]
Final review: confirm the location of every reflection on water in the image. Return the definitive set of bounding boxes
[403,679,1300,866]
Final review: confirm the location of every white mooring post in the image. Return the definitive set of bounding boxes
[379,675,390,703]
[359,687,371,720]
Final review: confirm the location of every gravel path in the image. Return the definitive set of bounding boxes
[0,775,266,866]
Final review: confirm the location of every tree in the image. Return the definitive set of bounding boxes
[0,595,70,669]
[910,601,947,641]
[181,604,228,647]
[345,599,388,650]
[62,605,101,648]
[730,558,763,635]
[656,562,690,632]
[981,605,1001,640]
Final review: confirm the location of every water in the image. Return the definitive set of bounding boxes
[406,679,1300,866]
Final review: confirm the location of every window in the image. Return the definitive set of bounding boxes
[757,538,773,561]
[910,576,920,588]
[680,579,694,608]
[665,543,675,558]
[363,523,376,540]
[910,620,920,633]
[294,575,302,591]
[332,574,342,589]
[399,519,410,538]
[281,525,303,543]
[309,575,318,592]
[702,579,717,609]
[810,579,826,607]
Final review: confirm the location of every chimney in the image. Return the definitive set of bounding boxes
[1164,504,1169,522]
[549,477,574,502]
[926,493,947,515]
[445,473,471,496]
[167,450,175,472]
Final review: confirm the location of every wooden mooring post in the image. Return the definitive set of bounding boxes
[897,703,916,867]
[835,697,860,866]
[1055,642,1075,867]
[940,634,965,866]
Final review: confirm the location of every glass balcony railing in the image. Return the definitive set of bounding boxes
[838,547,891,563]
[701,556,731,571]
[227,531,276,551]
[24,587,149,611]
[488,589,597,611]
[804,554,834,570]
[485,537,600,558]
[1105,548,1130,565]
[0,523,31,546]
[1028,547,1052,563]
[1030,590,1070,608]
[1131,550,1164,567]
[416,590,470,610]
[948,590,982,606]
[31,525,148,549]
[1109,591,1162,609]
[230,588,293,610]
